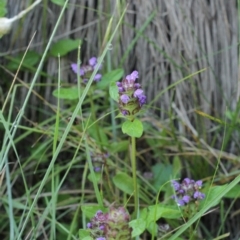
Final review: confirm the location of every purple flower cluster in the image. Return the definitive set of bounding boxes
[87,210,108,239]
[87,207,131,240]
[71,56,102,83]
[172,178,205,206]
[116,71,146,118]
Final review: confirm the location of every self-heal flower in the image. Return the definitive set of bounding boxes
[193,191,205,200]
[120,94,130,104]
[87,207,132,240]
[172,178,205,207]
[117,70,146,119]
[71,56,102,83]
[89,57,98,67]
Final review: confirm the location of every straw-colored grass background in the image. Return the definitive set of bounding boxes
[1,0,238,135]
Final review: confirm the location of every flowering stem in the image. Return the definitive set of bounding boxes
[131,136,139,217]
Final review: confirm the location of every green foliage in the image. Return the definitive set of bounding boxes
[81,205,107,219]
[50,39,81,57]
[0,0,7,17]
[7,51,41,70]
[113,172,136,195]
[130,205,181,237]
[52,87,82,99]
[122,119,143,138]
[98,68,124,89]
[109,81,119,101]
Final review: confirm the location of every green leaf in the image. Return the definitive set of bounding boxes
[79,229,91,239]
[200,185,228,208]
[98,68,124,89]
[50,39,81,57]
[224,185,240,198]
[129,218,147,237]
[109,82,119,101]
[113,172,150,202]
[113,172,134,195]
[0,0,7,17]
[7,51,41,70]
[82,237,93,240]
[108,141,129,153]
[52,88,81,99]
[88,122,109,146]
[122,119,143,138]
[147,205,181,221]
[88,172,102,183]
[151,163,173,191]
[81,205,107,219]
[51,0,65,6]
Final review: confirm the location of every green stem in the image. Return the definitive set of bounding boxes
[131,136,139,217]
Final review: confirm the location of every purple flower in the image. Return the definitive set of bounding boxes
[94,73,102,82]
[134,83,141,89]
[172,178,205,207]
[71,56,102,83]
[126,70,138,81]
[195,180,203,188]
[95,210,103,216]
[116,70,146,118]
[133,89,144,98]
[99,225,105,231]
[172,180,180,191]
[96,238,106,240]
[193,191,205,200]
[87,222,92,228]
[182,195,191,203]
[121,110,129,116]
[183,178,191,185]
[120,94,130,104]
[138,94,147,106]
[71,63,84,76]
[177,199,185,206]
[89,57,98,67]
[94,166,101,172]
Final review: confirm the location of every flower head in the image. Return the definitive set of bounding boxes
[172,178,205,207]
[116,70,146,119]
[71,56,102,83]
[87,207,132,240]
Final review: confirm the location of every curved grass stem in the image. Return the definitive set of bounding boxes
[131,136,139,217]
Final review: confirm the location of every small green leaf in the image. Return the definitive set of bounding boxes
[88,172,102,183]
[224,185,240,198]
[147,205,181,221]
[113,172,134,195]
[98,68,124,89]
[82,237,93,240]
[109,82,119,101]
[151,163,173,191]
[108,141,129,153]
[0,0,7,17]
[50,39,81,57]
[52,88,81,99]
[81,205,107,219]
[79,229,91,239]
[7,51,41,70]
[122,119,143,138]
[200,185,227,208]
[129,218,147,237]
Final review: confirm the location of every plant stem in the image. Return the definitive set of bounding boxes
[131,136,139,217]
